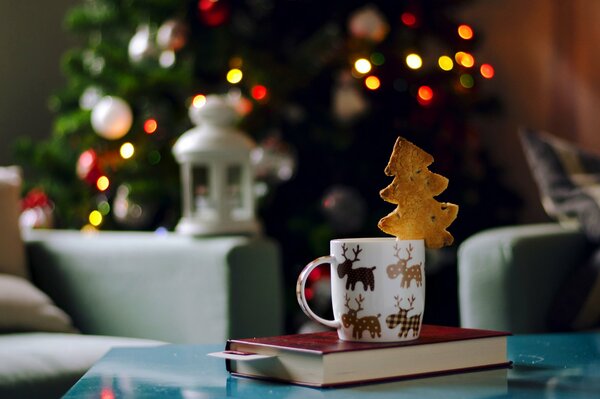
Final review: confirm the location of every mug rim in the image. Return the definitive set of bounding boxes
[330,237,424,244]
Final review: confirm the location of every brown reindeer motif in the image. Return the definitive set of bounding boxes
[385,295,422,338]
[342,294,382,339]
[386,243,423,288]
[337,244,376,291]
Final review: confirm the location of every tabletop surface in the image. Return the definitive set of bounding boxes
[63,332,600,398]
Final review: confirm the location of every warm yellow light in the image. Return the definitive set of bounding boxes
[226,68,243,84]
[120,142,135,159]
[192,94,206,108]
[81,224,98,233]
[406,53,423,70]
[354,58,372,74]
[456,52,475,68]
[438,55,454,71]
[96,176,110,191]
[89,210,103,226]
[458,24,474,40]
[365,75,381,90]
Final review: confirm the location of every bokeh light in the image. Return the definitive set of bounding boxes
[438,55,454,71]
[251,85,268,100]
[354,58,372,74]
[370,52,385,66]
[98,200,110,215]
[226,68,243,84]
[144,118,158,134]
[417,85,434,104]
[455,52,475,68]
[406,53,423,69]
[480,63,495,79]
[401,12,417,27]
[365,75,381,90]
[192,94,206,108]
[89,210,103,226]
[458,24,474,40]
[96,176,110,191]
[120,142,135,159]
[460,74,475,88]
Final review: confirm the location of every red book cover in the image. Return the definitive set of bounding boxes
[223,325,511,387]
[227,324,511,354]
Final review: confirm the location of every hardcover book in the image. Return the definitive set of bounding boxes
[213,324,511,387]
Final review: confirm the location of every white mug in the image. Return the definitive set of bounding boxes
[297,238,426,342]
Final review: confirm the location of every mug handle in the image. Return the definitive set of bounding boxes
[296,256,341,329]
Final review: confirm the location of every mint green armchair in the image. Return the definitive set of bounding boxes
[26,230,284,343]
[0,230,283,399]
[458,224,588,333]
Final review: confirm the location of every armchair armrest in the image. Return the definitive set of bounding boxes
[458,224,589,333]
[24,230,283,343]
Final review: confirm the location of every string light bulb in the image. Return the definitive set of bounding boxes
[192,94,206,108]
[120,142,135,159]
[480,63,495,79]
[365,75,381,90]
[458,24,474,40]
[96,176,110,191]
[251,85,268,100]
[89,210,103,226]
[144,118,158,134]
[438,55,454,71]
[460,74,475,88]
[354,58,372,74]
[406,53,423,70]
[456,52,475,68]
[401,12,417,27]
[417,85,434,105]
[226,68,243,84]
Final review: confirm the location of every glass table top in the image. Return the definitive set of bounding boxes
[63,331,600,398]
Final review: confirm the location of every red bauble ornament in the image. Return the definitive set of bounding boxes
[197,0,230,27]
[77,149,103,185]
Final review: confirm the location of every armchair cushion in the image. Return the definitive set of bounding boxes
[0,274,76,333]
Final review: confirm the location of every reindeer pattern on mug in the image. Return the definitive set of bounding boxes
[335,242,424,340]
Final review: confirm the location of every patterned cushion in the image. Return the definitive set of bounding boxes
[520,128,600,330]
[520,128,600,242]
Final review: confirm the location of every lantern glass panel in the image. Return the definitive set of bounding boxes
[192,165,216,219]
[227,165,247,220]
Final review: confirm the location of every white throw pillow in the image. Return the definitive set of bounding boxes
[0,166,28,278]
[0,274,77,333]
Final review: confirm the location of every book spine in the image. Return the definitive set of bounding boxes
[224,340,232,373]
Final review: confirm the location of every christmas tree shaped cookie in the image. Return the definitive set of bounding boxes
[378,137,458,249]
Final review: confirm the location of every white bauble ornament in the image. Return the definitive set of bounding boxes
[348,5,389,42]
[79,86,103,110]
[128,25,155,63]
[156,19,188,51]
[333,72,368,122]
[91,96,133,140]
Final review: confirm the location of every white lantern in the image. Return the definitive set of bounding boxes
[172,95,261,235]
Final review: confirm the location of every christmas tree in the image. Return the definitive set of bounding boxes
[17,0,520,329]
